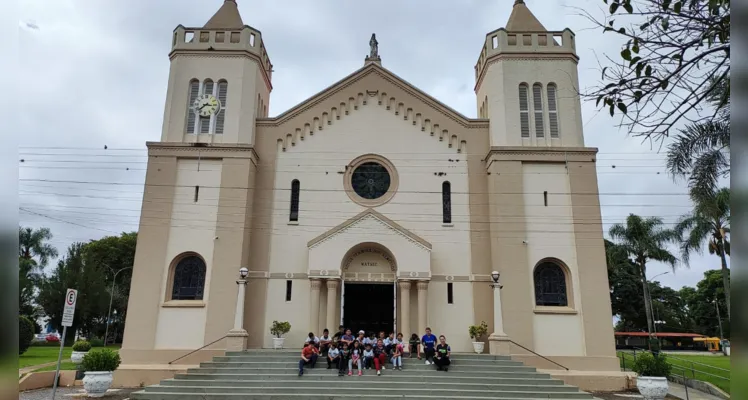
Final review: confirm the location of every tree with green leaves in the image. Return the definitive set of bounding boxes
[19,226,59,320]
[583,0,730,140]
[608,214,680,335]
[686,269,730,338]
[674,187,730,319]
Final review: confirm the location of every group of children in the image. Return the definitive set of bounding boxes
[298,326,452,377]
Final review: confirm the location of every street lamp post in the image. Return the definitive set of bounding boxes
[104,266,132,346]
[646,272,669,334]
[227,267,250,352]
[487,271,511,355]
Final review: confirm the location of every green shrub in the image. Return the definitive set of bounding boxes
[89,337,105,347]
[72,340,92,352]
[270,321,291,338]
[632,352,672,377]
[468,321,489,341]
[19,316,35,355]
[81,348,121,372]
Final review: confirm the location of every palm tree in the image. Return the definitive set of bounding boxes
[608,215,680,335]
[675,188,731,320]
[19,226,58,267]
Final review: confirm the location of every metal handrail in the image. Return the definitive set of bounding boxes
[508,339,569,371]
[168,335,228,365]
[629,347,730,373]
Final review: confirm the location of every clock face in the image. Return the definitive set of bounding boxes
[193,94,220,117]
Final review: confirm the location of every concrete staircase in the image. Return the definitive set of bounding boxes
[131,350,593,399]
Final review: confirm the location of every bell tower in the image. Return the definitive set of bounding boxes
[160,0,273,145]
[475,0,583,148]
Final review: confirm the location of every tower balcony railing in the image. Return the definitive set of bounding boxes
[474,29,576,80]
[172,25,273,80]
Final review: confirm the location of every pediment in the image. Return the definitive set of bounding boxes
[307,209,431,251]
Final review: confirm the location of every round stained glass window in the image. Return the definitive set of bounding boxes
[351,162,391,200]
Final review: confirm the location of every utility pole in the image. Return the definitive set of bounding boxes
[104,266,132,346]
[714,299,724,341]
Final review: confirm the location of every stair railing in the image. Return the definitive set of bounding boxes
[168,334,228,365]
[507,338,569,371]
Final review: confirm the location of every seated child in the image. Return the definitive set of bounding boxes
[337,342,351,377]
[373,339,387,376]
[408,333,421,359]
[391,344,403,370]
[298,342,319,376]
[327,342,340,369]
[348,341,363,376]
[363,343,374,369]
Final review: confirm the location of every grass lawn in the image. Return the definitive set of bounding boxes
[618,352,731,394]
[33,361,78,372]
[19,345,122,369]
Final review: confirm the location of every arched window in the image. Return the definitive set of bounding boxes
[289,179,300,222]
[534,261,568,307]
[215,80,228,134]
[532,83,545,138]
[442,181,452,224]
[199,79,214,134]
[518,84,530,138]
[186,79,200,134]
[547,84,559,138]
[171,255,207,301]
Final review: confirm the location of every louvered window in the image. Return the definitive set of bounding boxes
[547,84,559,138]
[199,79,214,134]
[186,80,200,134]
[215,80,228,134]
[519,84,530,138]
[533,84,545,138]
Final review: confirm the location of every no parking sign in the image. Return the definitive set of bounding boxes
[61,288,77,327]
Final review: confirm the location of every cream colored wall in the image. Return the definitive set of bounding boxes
[263,278,311,348]
[154,159,222,349]
[522,162,586,356]
[479,59,584,148]
[262,100,473,347]
[161,56,262,145]
[428,281,475,352]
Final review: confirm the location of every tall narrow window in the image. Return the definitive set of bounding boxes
[518,84,530,138]
[289,179,300,222]
[533,83,545,138]
[285,280,293,301]
[543,191,548,207]
[186,79,200,134]
[199,79,214,134]
[447,283,454,304]
[194,186,200,203]
[215,80,228,134]
[442,181,452,224]
[547,84,559,138]
[534,261,568,307]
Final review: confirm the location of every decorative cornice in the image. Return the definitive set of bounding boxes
[147,142,260,163]
[169,50,273,92]
[474,52,579,93]
[484,146,598,165]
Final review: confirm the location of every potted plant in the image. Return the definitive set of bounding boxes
[81,348,121,397]
[71,340,92,364]
[468,321,489,354]
[270,321,291,349]
[632,352,672,400]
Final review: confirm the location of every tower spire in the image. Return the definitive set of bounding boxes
[506,0,547,32]
[203,0,244,29]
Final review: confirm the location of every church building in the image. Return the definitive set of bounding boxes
[119,0,621,388]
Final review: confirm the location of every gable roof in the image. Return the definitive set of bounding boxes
[307,208,432,250]
[261,62,485,128]
[203,0,244,29]
[506,0,548,32]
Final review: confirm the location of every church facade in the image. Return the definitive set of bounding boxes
[119,0,622,388]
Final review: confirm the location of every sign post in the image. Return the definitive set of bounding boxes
[51,288,77,400]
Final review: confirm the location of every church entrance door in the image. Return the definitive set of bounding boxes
[342,283,394,336]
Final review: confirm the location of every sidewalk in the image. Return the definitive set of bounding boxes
[669,381,726,400]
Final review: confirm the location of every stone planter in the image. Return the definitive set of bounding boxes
[273,337,285,349]
[70,351,87,365]
[472,342,485,354]
[83,371,114,397]
[636,376,669,400]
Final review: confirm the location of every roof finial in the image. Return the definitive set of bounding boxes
[514,0,525,5]
[365,33,382,66]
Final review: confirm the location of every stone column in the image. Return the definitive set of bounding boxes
[398,281,412,336]
[326,280,339,333]
[417,281,429,334]
[226,278,249,352]
[309,279,322,334]
[488,280,511,355]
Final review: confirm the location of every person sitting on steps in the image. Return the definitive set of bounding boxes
[304,332,320,349]
[340,329,355,347]
[363,343,374,369]
[326,339,340,369]
[434,335,451,372]
[319,329,332,356]
[355,330,367,346]
[421,327,438,365]
[332,325,345,341]
[391,343,403,370]
[373,339,388,376]
[298,342,318,376]
[349,341,363,376]
[408,333,421,359]
[338,342,352,377]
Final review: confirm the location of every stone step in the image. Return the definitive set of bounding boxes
[213,355,519,364]
[159,379,570,391]
[164,375,563,386]
[226,351,513,360]
[186,367,537,376]
[132,394,589,400]
[175,370,554,381]
[139,385,592,399]
[201,361,534,370]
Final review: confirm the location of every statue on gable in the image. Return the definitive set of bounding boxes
[369,33,379,59]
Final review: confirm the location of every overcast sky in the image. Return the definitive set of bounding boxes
[17,0,728,290]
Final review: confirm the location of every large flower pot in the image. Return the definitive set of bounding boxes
[472,342,485,354]
[273,337,285,349]
[636,376,669,400]
[83,371,114,398]
[71,351,87,365]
